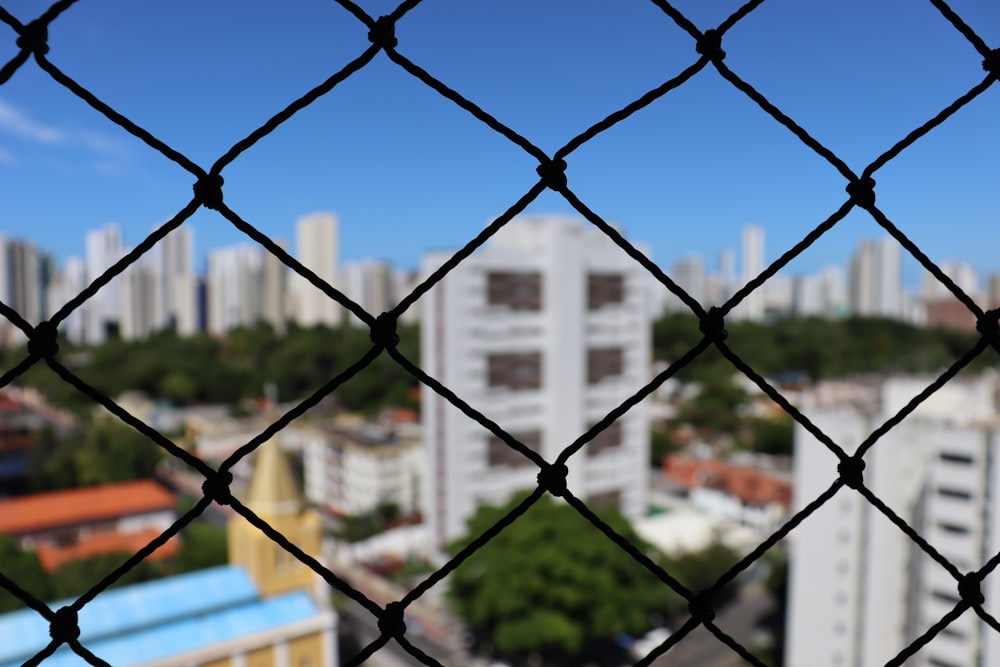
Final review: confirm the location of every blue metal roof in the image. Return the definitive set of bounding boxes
[0,566,324,667]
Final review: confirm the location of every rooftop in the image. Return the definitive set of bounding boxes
[0,480,175,535]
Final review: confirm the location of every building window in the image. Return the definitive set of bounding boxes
[488,352,542,390]
[589,489,622,512]
[939,451,974,465]
[931,589,961,605]
[587,421,623,456]
[937,521,970,535]
[487,431,542,468]
[487,271,542,311]
[587,273,624,310]
[587,347,624,384]
[937,486,972,501]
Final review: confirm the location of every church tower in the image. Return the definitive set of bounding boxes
[227,440,324,598]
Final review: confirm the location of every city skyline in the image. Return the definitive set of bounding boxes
[0,0,997,282]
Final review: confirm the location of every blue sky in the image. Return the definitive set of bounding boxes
[0,0,998,285]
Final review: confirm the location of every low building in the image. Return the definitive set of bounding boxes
[0,480,178,572]
[303,417,423,518]
[0,436,337,667]
[662,455,791,533]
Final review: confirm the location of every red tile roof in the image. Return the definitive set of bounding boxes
[663,456,792,508]
[0,480,175,535]
[35,528,180,572]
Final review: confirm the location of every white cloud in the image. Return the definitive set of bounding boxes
[0,99,62,144]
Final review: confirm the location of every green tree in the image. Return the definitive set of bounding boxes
[0,536,51,613]
[49,552,162,600]
[28,416,164,492]
[746,416,795,456]
[447,496,665,664]
[650,427,681,467]
[171,522,228,574]
[675,372,747,435]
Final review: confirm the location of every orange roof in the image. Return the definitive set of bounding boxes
[663,456,792,508]
[35,528,180,572]
[0,480,175,535]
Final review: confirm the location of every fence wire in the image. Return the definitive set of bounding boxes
[0,1,998,666]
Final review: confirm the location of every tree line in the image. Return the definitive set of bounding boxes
[1,322,420,414]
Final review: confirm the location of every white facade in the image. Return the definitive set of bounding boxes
[734,224,765,321]
[849,237,904,319]
[84,223,126,344]
[294,212,341,328]
[787,374,1000,667]
[421,215,651,548]
[303,422,423,517]
[206,244,264,335]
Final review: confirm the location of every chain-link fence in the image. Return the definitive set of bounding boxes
[1,1,998,666]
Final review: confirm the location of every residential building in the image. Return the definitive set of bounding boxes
[84,224,126,344]
[294,212,341,328]
[342,259,393,323]
[849,237,903,319]
[0,480,179,572]
[421,215,651,548]
[734,224,765,321]
[302,416,423,517]
[206,244,264,336]
[786,373,1000,667]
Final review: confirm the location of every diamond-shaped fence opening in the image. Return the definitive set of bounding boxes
[0,1,998,666]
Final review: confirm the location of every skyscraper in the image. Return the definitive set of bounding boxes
[293,213,341,328]
[421,216,651,548]
[734,224,764,321]
[849,237,903,319]
[84,224,126,344]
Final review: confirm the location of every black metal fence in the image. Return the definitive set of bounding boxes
[0,1,998,666]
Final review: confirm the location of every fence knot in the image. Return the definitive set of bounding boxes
[537,462,569,497]
[698,307,728,343]
[983,48,1000,79]
[846,177,876,208]
[193,174,224,210]
[688,590,716,623]
[201,470,234,506]
[49,607,79,643]
[695,29,725,62]
[378,601,407,639]
[977,308,1000,344]
[16,20,49,56]
[370,311,399,348]
[536,157,567,191]
[959,571,985,606]
[838,456,865,489]
[27,321,59,358]
[368,16,398,50]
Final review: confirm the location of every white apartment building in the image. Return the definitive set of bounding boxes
[302,419,423,517]
[787,373,1000,667]
[294,212,342,328]
[421,215,651,548]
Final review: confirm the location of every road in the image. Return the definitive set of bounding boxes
[653,583,775,667]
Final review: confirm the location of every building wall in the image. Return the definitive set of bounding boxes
[422,216,650,548]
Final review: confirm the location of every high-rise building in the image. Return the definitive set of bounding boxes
[664,254,705,313]
[261,239,288,335]
[84,224,126,344]
[421,215,651,548]
[206,244,264,336]
[786,374,1000,667]
[294,213,341,328]
[158,225,198,336]
[342,259,393,325]
[734,224,764,321]
[849,237,903,319]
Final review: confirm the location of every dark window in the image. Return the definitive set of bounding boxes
[931,589,961,605]
[587,273,624,310]
[937,487,972,501]
[587,421,623,456]
[487,272,542,311]
[587,347,624,384]
[940,625,965,639]
[939,452,974,465]
[937,522,969,535]
[488,352,542,390]
[589,489,622,512]
[487,431,542,468]
[928,658,961,667]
